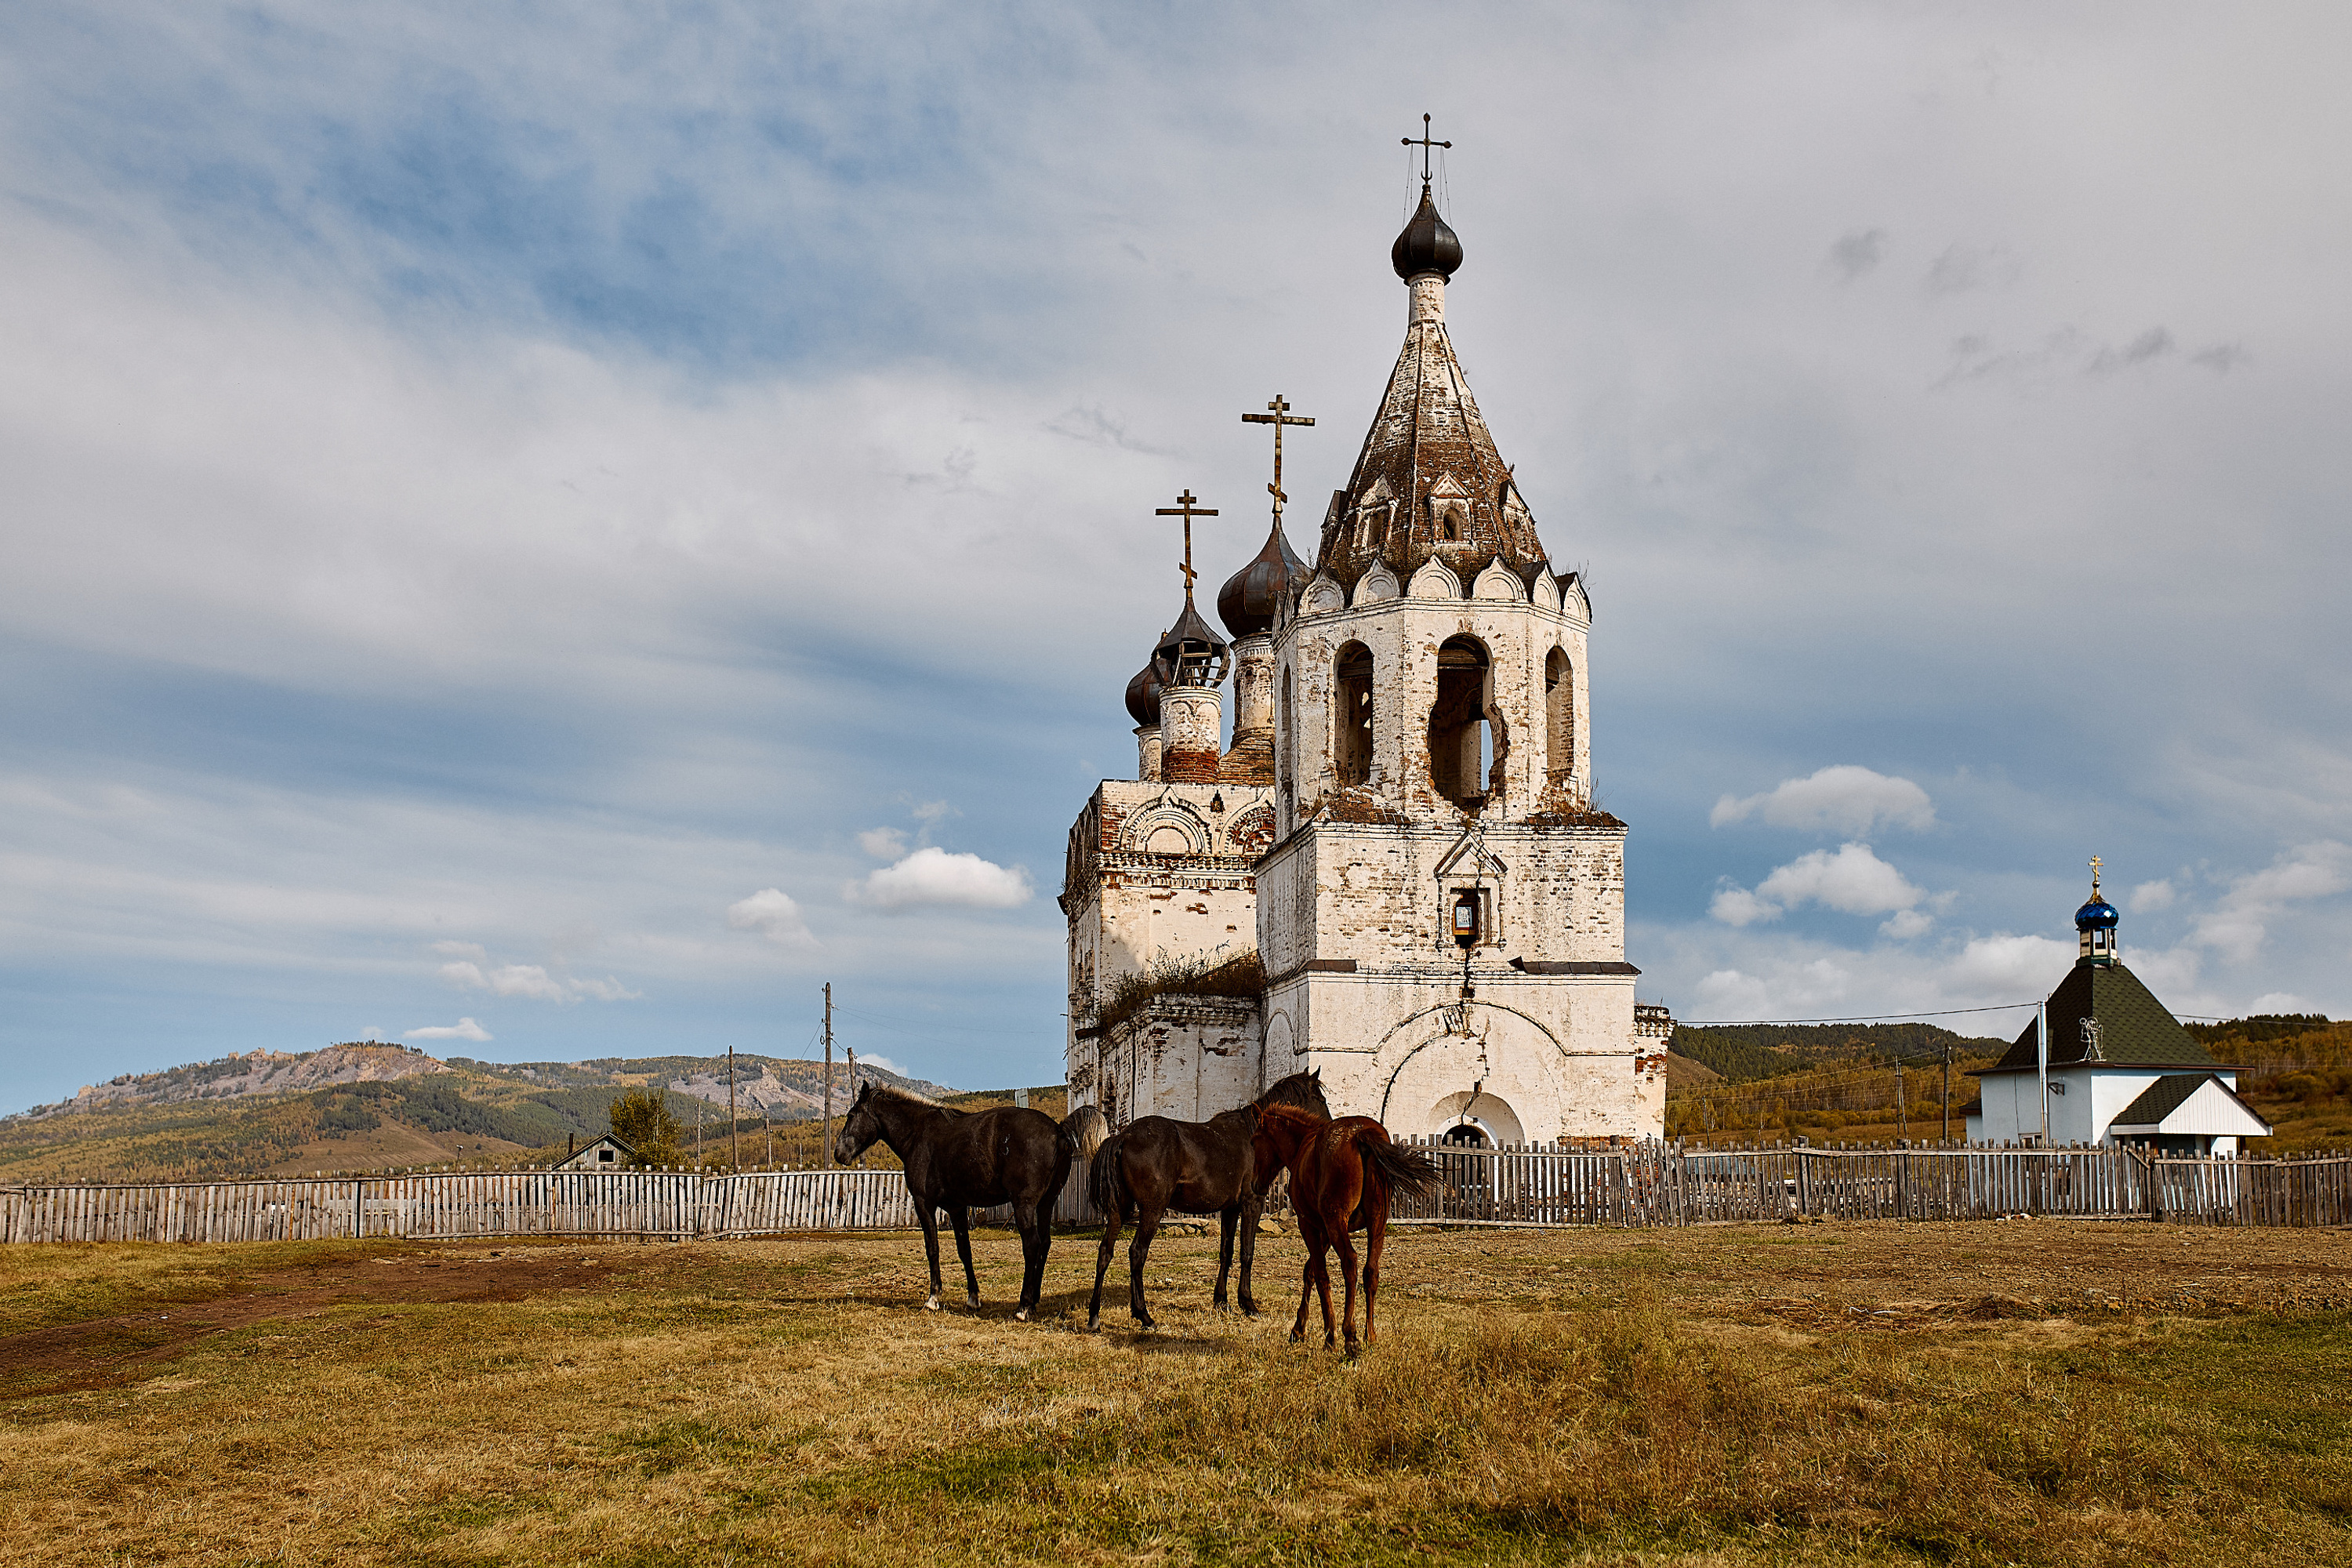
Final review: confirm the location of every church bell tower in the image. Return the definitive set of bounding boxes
[1252,154,1664,1145]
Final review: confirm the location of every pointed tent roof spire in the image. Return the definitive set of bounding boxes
[1313,154,1548,595]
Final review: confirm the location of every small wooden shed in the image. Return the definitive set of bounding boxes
[554,1133,637,1171]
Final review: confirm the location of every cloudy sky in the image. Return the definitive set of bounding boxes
[3,2,2347,1112]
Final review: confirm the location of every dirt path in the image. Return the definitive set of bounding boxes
[0,1243,643,1399]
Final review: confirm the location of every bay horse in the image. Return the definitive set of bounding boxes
[834,1083,1109,1320]
[1086,1069,1330,1331]
[1253,1102,1440,1355]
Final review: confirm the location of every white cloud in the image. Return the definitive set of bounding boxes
[567,975,644,1002]
[2190,841,2351,965]
[844,847,1032,912]
[438,953,641,1002]
[2127,879,2176,913]
[1711,767,1936,836]
[1708,887,1779,927]
[2249,992,2309,1014]
[430,940,488,960]
[1945,934,2076,996]
[1879,909,1933,940]
[852,1054,903,1077]
[857,826,909,858]
[1714,844,1929,927]
[727,887,819,949]
[405,1017,492,1042]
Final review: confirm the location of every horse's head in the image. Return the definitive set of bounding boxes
[1253,1102,1323,1167]
[1258,1066,1331,1122]
[833,1081,883,1164]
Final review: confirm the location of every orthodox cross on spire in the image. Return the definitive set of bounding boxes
[1241,394,1314,522]
[1153,488,1219,601]
[2089,855,2103,894]
[1403,113,1451,185]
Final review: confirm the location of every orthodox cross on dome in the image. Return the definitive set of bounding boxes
[1240,394,1314,523]
[2089,855,2103,894]
[1403,113,1451,185]
[1153,488,1219,601]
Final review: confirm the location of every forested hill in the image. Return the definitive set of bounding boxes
[2,1050,966,1182]
[1668,1022,2013,1084]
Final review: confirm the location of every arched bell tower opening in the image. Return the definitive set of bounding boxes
[1544,646,1574,788]
[1334,642,1374,786]
[1428,635,1495,809]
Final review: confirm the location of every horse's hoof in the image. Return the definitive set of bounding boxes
[1013,1308,1031,1323]
[1087,1316,1101,1331]
[924,1298,942,1312]
[966,1296,982,1311]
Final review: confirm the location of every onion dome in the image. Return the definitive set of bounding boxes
[1123,657,1163,727]
[1390,183,1462,281]
[1216,523,1306,638]
[1152,596,1231,689]
[2076,895,2120,932]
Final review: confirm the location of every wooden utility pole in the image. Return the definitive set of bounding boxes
[845,1046,858,1166]
[1895,1061,1907,1141]
[822,983,835,1169]
[728,1044,738,1171]
[1943,1042,1953,1145]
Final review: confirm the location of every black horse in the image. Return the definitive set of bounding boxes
[1087,1069,1331,1330]
[835,1083,1109,1320]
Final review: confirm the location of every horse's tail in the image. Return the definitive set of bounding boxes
[1090,1131,1131,1221]
[1059,1103,1109,1160]
[1357,1127,1443,1202]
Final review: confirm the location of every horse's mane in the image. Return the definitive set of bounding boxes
[1258,1102,1325,1131]
[1255,1070,1325,1112]
[862,1082,952,1112]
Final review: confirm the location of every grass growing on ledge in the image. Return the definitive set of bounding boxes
[1094,949,1265,1036]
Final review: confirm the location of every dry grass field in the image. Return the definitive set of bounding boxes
[4,1220,2350,1566]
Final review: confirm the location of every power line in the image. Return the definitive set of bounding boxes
[1675,1002,2041,1027]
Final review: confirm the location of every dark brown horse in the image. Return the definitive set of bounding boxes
[834,1083,1109,1320]
[1253,1103,1439,1355]
[1087,1069,1330,1330]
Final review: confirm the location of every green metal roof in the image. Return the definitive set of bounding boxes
[1981,960,2218,1075]
[2111,1073,2226,1127]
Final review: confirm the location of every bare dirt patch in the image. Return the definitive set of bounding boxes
[0,1241,641,1399]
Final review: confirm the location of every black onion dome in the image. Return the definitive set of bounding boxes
[1216,523,1307,638]
[1390,183,1462,281]
[1123,657,1163,727]
[1153,596,1231,688]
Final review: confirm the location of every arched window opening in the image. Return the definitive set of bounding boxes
[1334,644,1374,786]
[1544,647,1575,786]
[1279,666,1296,817]
[1428,636,1493,808]
[1442,1123,1489,1149]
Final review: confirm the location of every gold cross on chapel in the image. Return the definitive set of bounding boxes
[2089,855,2102,891]
[1153,489,1219,601]
[1241,394,1314,521]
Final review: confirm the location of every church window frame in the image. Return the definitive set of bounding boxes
[1428,634,1496,808]
[1544,646,1576,788]
[1334,641,1374,787]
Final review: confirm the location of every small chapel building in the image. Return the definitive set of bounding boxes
[1969,867,2271,1155]
[1060,176,1669,1147]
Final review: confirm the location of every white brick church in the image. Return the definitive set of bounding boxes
[1059,173,1669,1148]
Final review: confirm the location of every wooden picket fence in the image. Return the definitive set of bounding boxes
[5,1144,2349,1245]
[0,1162,1102,1245]
[1391,1139,2352,1229]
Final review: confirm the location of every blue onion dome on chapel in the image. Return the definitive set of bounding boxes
[2076,895,2120,931]
[1123,656,1163,727]
[1390,183,1463,281]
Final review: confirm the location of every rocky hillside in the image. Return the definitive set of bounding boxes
[24,1043,452,1120]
